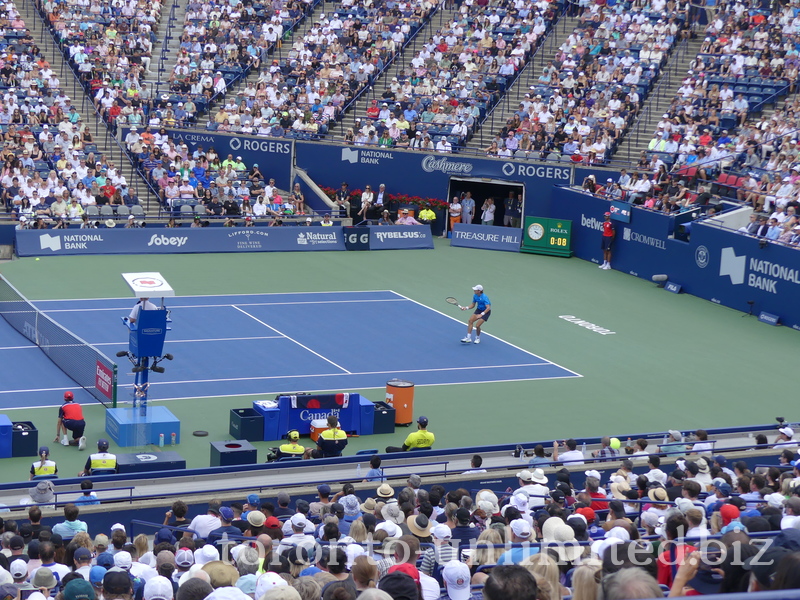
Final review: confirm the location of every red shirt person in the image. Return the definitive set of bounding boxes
[600,211,615,270]
[55,391,86,449]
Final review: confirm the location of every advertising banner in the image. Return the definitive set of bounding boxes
[551,188,673,279]
[343,226,370,251]
[119,128,294,191]
[550,187,800,328]
[295,142,573,218]
[16,226,345,256]
[680,224,800,329]
[368,225,434,250]
[450,224,521,252]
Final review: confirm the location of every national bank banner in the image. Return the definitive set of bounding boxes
[368,225,434,250]
[118,128,293,191]
[551,188,800,328]
[451,223,521,252]
[680,224,800,329]
[16,226,345,256]
[295,142,573,218]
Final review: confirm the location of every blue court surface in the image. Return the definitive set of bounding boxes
[0,291,581,409]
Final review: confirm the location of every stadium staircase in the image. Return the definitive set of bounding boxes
[335,5,461,137]
[205,6,325,125]
[464,14,583,152]
[21,0,161,212]
[150,0,188,93]
[615,35,705,164]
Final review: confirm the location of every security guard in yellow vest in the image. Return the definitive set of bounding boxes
[80,438,117,476]
[30,446,58,480]
[385,415,435,452]
[310,414,348,458]
[276,430,306,460]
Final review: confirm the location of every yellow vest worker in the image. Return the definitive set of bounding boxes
[418,208,436,222]
[276,430,306,460]
[386,416,434,453]
[311,415,348,458]
[30,446,57,480]
[81,439,117,476]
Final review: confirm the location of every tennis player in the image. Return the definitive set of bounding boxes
[461,284,491,344]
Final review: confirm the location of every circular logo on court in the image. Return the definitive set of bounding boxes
[132,277,165,288]
[695,245,710,269]
[502,162,515,177]
[135,454,158,462]
[229,138,241,151]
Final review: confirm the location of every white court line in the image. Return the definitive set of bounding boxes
[232,305,353,375]
[0,362,552,396]
[31,290,399,304]
[0,336,286,351]
[389,291,584,379]
[39,299,407,313]
[0,372,581,411]
[117,362,548,385]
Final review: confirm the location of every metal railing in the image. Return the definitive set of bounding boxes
[26,0,161,212]
[476,2,572,144]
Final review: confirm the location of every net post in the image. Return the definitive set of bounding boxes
[112,364,118,409]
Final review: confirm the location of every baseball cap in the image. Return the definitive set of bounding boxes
[780,427,794,437]
[95,552,115,569]
[715,482,732,497]
[317,484,331,495]
[442,560,471,600]
[74,547,92,562]
[9,559,27,579]
[114,551,132,570]
[510,519,532,539]
[264,516,281,529]
[89,566,107,586]
[246,494,260,506]
[472,284,483,291]
[143,576,173,600]
[8,535,24,550]
[455,507,470,524]
[604,212,611,216]
[306,217,312,222]
[290,513,307,528]
[64,579,95,600]
[64,391,74,400]
[255,572,286,600]
[417,416,428,427]
[379,572,418,600]
[103,571,132,596]
[431,524,452,540]
[175,548,194,568]
[720,503,740,526]
[0,585,17,600]
[219,506,234,521]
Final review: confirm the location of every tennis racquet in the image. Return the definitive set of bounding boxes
[445,297,466,310]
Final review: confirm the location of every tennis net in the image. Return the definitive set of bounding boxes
[0,275,117,407]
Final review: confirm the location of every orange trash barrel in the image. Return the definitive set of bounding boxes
[386,379,415,426]
[310,419,328,443]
